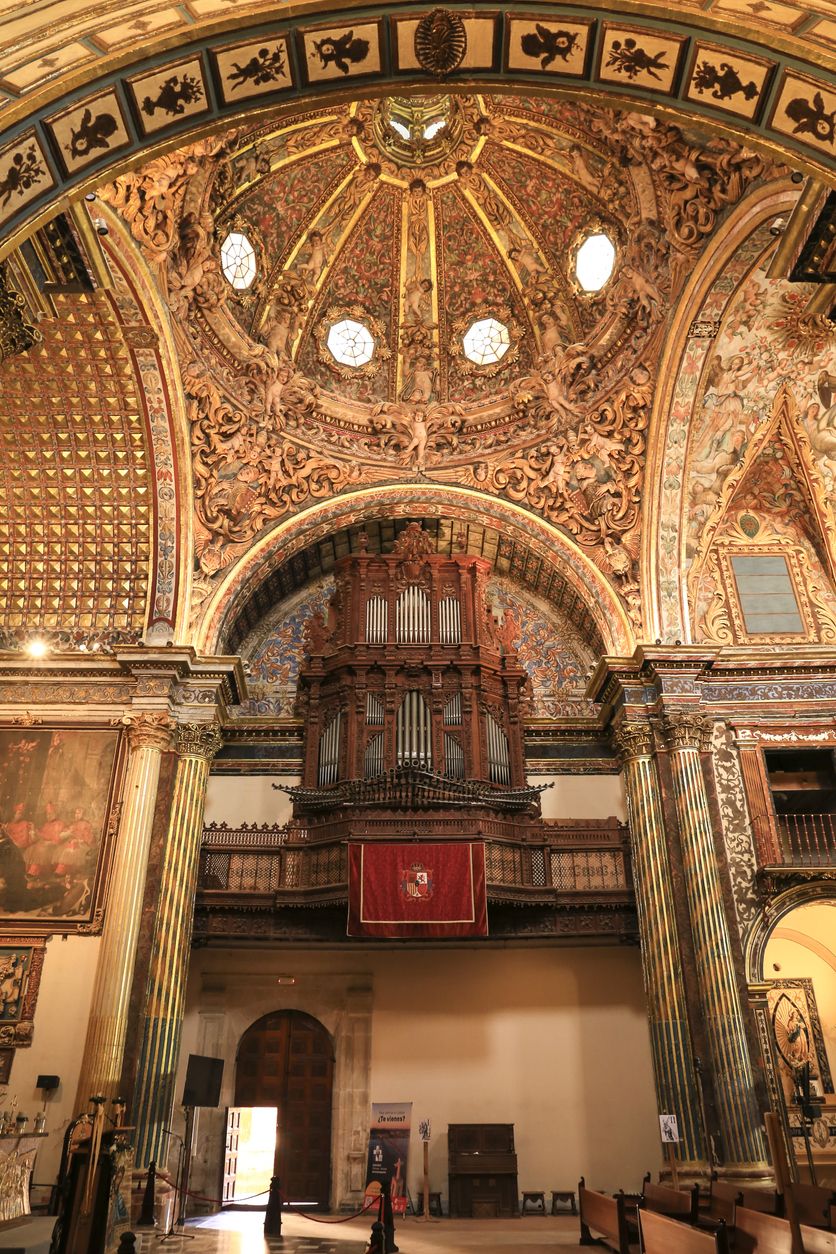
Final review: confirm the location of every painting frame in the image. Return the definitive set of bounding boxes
[0,724,126,935]
[767,977,834,1103]
[0,937,47,1048]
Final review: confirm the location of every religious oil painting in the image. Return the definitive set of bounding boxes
[0,728,120,931]
[767,978,834,1104]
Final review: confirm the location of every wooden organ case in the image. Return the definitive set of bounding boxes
[288,523,543,836]
[447,1124,519,1218]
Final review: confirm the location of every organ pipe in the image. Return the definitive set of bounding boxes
[366,692,385,726]
[396,586,430,643]
[364,732,384,778]
[397,690,431,766]
[486,712,510,785]
[444,692,462,725]
[444,733,465,779]
[317,711,341,786]
[365,595,387,644]
[439,596,461,644]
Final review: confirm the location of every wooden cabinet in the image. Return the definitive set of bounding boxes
[448,1123,518,1218]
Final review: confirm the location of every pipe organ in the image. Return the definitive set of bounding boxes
[295,523,534,811]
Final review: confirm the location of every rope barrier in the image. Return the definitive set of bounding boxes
[148,1170,378,1220]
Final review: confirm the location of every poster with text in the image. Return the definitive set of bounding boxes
[365,1102,412,1215]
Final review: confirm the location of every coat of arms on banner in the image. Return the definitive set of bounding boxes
[401,862,433,900]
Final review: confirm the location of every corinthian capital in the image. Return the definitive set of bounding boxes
[125,711,175,752]
[611,720,654,762]
[176,722,223,761]
[661,710,712,753]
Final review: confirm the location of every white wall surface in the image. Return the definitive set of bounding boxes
[530,774,627,821]
[179,944,660,1203]
[205,774,300,827]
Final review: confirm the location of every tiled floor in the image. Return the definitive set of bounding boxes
[135,1207,585,1252]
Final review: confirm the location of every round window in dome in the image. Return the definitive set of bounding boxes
[574,231,616,293]
[220,230,257,290]
[462,317,511,367]
[326,318,376,368]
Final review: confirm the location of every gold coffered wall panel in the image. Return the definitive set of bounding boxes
[0,290,151,636]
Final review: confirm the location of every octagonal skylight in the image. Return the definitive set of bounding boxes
[220,230,257,290]
[462,317,511,366]
[575,231,616,292]
[326,318,375,368]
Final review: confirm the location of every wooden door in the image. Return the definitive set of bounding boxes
[223,1108,242,1203]
[235,1010,334,1207]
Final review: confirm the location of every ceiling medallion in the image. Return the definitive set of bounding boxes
[414,10,468,77]
[449,307,520,378]
[373,96,465,168]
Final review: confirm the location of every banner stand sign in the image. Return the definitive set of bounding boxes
[365,1102,412,1216]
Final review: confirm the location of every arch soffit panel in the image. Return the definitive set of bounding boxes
[643,183,799,643]
[96,206,192,640]
[1,3,835,256]
[195,485,634,658]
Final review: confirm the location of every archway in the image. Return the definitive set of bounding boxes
[234,1009,335,1207]
[751,893,836,1185]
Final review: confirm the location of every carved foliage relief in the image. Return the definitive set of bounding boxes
[100,95,778,634]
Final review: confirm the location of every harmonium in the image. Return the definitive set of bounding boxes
[447,1123,518,1218]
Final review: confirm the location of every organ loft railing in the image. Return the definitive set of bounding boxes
[196,818,633,905]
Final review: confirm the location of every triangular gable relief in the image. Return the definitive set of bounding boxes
[689,384,836,643]
[690,384,836,591]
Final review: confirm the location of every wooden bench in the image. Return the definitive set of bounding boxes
[801,1224,836,1253]
[788,1184,836,1230]
[578,1178,631,1254]
[628,1177,699,1237]
[698,1181,741,1230]
[734,1206,793,1254]
[639,1209,729,1254]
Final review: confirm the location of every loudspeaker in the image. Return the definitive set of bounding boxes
[182,1055,223,1108]
[36,1075,60,1091]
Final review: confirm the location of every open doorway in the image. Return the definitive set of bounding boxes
[233,1009,334,1208]
[223,1107,277,1206]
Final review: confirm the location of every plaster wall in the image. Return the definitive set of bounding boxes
[530,774,627,821]
[205,774,300,827]
[178,944,659,1209]
[9,936,100,1185]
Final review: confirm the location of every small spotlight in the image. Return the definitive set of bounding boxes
[791,171,804,184]
[26,638,49,658]
[85,192,97,202]
[769,217,786,237]
[276,976,296,986]
[94,218,108,236]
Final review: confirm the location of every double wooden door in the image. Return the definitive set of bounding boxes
[234,1010,334,1207]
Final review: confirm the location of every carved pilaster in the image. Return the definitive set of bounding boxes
[611,715,705,1167]
[661,710,712,754]
[132,720,221,1164]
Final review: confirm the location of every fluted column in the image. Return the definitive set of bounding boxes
[613,720,705,1167]
[661,712,769,1175]
[75,712,174,1110]
[132,722,222,1167]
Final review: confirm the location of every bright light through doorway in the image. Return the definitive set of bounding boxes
[226,1107,277,1205]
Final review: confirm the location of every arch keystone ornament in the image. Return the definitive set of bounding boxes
[414,10,468,77]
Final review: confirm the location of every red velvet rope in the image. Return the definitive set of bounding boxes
[152,1170,379,1221]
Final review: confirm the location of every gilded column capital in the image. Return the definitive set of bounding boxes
[661,710,712,753]
[611,720,654,762]
[125,711,175,752]
[176,721,223,761]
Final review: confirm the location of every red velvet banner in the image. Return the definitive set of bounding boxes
[347,842,488,938]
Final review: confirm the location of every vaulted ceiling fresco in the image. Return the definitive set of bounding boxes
[101,91,797,646]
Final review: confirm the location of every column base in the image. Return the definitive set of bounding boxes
[711,1163,774,1186]
[659,1161,712,1186]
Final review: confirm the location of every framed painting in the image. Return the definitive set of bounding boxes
[0,727,123,933]
[0,1047,13,1082]
[767,978,834,1103]
[0,938,46,1047]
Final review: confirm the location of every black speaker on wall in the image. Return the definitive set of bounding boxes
[182,1054,224,1108]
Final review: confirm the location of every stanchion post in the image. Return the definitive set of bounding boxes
[382,1175,398,1254]
[264,1176,283,1238]
[117,1234,136,1254]
[137,1161,156,1228]
[369,1220,385,1254]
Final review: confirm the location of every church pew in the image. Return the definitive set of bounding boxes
[699,1182,741,1229]
[788,1185,836,1230]
[801,1223,836,1253]
[578,1178,632,1253]
[639,1209,730,1253]
[627,1177,699,1238]
[733,1206,793,1254]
